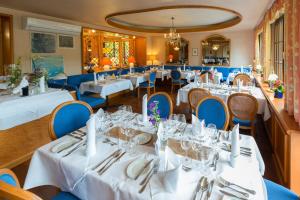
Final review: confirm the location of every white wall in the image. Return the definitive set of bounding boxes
[150,30,255,66]
[0,7,148,75]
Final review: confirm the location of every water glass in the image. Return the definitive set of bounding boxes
[118,105,133,113]
[207,123,218,145]
[177,114,186,123]
[181,136,192,166]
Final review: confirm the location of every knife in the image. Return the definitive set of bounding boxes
[220,189,249,200]
[134,158,154,180]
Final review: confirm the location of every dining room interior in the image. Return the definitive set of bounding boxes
[0,0,299,200]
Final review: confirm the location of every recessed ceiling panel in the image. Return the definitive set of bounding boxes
[106,5,242,33]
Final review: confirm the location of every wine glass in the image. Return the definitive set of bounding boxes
[181,136,192,167]
[207,123,218,145]
[177,114,186,123]
[118,105,133,113]
[169,114,178,121]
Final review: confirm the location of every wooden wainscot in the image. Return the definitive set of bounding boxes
[255,74,300,194]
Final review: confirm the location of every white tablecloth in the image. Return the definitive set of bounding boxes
[121,74,147,88]
[0,89,73,130]
[180,71,195,83]
[177,83,271,121]
[24,111,267,200]
[151,70,170,81]
[0,82,8,90]
[79,79,133,99]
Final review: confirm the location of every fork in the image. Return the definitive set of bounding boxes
[139,161,159,193]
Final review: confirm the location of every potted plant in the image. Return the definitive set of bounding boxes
[273,80,284,98]
[7,57,22,88]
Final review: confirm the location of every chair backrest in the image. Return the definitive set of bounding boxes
[0,169,19,188]
[188,88,211,111]
[196,96,229,130]
[227,93,258,122]
[199,71,212,82]
[171,70,181,80]
[233,74,251,86]
[49,101,93,140]
[0,169,42,200]
[147,92,173,120]
[149,72,156,83]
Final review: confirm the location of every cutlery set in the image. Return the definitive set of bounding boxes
[138,160,159,193]
[221,143,252,157]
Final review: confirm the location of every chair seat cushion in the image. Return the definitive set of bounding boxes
[52,192,80,200]
[264,179,299,200]
[80,95,106,108]
[172,79,185,84]
[0,174,17,187]
[139,81,154,88]
[233,117,251,127]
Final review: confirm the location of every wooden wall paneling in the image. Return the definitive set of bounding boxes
[289,131,300,193]
[134,37,146,66]
[0,14,13,75]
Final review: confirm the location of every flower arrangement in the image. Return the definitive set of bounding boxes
[273,80,284,98]
[31,67,48,85]
[148,101,161,128]
[7,57,22,87]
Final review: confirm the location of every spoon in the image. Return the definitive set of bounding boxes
[198,177,209,200]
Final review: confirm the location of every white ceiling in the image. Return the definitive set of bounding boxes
[112,8,237,27]
[0,0,273,32]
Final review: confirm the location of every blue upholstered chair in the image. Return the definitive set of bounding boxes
[196,96,229,130]
[147,92,173,120]
[171,70,185,93]
[0,168,80,200]
[227,93,258,137]
[264,179,299,200]
[49,101,93,140]
[65,84,106,109]
[138,72,156,98]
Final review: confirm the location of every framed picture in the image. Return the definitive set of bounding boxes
[192,48,198,56]
[31,32,56,53]
[32,55,64,78]
[58,35,74,48]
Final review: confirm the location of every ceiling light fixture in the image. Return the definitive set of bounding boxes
[164,17,181,48]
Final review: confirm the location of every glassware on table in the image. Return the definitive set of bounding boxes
[177,114,186,123]
[181,136,192,167]
[118,105,133,113]
[207,123,218,145]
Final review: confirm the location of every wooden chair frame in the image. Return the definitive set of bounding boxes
[195,96,230,130]
[227,93,258,137]
[0,169,42,200]
[48,100,93,140]
[232,73,251,86]
[188,88,211,112]
[0,169,20,188]
[147,92,173,118]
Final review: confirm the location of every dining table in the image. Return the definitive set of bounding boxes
[176,82,271,121]
[79,79,134,99]
[24,110,267,200]
[121,73,147,88]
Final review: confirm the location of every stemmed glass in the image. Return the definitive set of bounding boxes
[181,136,192,167]
[118,105,133,113]
[207,123,218,146]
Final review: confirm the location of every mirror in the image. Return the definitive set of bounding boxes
[166,38,189,64]
[201,35,230,66]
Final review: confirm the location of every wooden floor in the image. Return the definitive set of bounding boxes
[12,81,279,199]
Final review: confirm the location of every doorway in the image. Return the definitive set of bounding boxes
[0,14,13,75]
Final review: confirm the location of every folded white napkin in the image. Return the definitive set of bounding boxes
[162,65,164,70]
[12,76,29,94]
[129,67,132,74]
[39,76,45,93]
[93,72,97,84]
[183,64,186,71]
[160,146,181,192]
[86,114,96,158]
[192,114,205,136]
[241,66,244,73]
[142,94,148,123]
[230,124,240,167]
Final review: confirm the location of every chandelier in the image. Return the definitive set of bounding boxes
[164,17,181,50]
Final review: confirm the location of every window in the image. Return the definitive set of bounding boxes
[270,16,284,81]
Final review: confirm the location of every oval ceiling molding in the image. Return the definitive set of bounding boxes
[105,5,242,33]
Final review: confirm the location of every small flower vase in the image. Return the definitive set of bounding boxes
[274,91,283,98]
